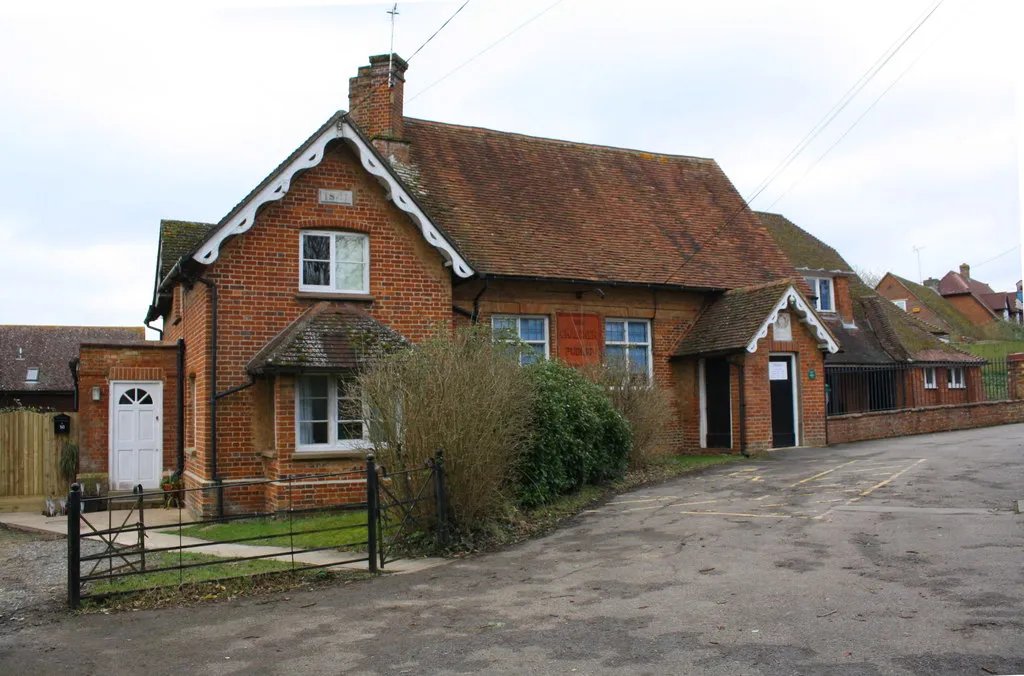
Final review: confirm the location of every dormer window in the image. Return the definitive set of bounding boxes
[300,231,369,294]
[25,367,39,383]
[804,276,835,313]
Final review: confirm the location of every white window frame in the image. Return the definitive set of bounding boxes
[803,276,835,313]
[295,374,370,452]
[947,367,966,390]
[299,230,370,294]
[25,367,39,383]
[491,315,550,365]
[892,299,908,311]
[603,318,653,381]
[924,367,937,390]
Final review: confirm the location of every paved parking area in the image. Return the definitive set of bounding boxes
[1,425,1022,675]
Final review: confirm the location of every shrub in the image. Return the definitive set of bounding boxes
[59,441,79,486]
[357,325,534,528]
[582,361,674,467]
[516,360,631,507]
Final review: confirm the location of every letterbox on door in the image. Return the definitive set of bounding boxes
[54,413,71,435]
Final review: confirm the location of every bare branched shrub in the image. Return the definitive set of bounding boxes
[582,361,674,468]
[357,325,534,528]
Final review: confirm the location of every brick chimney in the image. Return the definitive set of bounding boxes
[348,54,409,162]
[959,263,970,279]
[923,278,941,293]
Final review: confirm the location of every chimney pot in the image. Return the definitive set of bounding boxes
[959,263,970,279]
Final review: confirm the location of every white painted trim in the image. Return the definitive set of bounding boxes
[698,359,707,449]
[109,380,164,491]
[294,374,371,453]
[769,353,799,448]
[803,276,836,313]
[747,285,839,354]
[924,367,937,389]
[192,118,474,278]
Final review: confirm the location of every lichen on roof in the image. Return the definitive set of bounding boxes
[756,211,852,274]
[887,274,984,341]
[158,219,216,283]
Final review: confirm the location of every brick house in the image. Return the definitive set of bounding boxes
[77,54,841,515]
[936,264,1023,325]
[758,213,987,415]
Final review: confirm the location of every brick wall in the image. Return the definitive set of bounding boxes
[946,294,996,327]
[77,343,179,476]
[827,400,1024,445]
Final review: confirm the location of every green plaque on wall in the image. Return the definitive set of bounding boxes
[808,369,817,380]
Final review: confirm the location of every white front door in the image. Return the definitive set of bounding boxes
[109,381,163,490]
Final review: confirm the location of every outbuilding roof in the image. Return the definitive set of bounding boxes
[0,325,145,393]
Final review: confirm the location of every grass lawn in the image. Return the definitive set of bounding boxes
[84,551,298,596]
[166,510,369,550]
[956,340,1024,360]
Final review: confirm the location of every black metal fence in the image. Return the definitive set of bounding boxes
[826,357,1010,417]
[67,453,447,608]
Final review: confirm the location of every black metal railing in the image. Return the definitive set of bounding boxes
[825,357,1010,417]
[67,453,447,608]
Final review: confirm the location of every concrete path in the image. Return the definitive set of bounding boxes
[2,424,1023,675]
[0,508,445,575]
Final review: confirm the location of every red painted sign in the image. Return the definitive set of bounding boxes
[557,313,602,366]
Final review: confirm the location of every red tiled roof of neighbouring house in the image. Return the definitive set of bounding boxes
[403,118,796,290]
[1,325,145,393]
[938,270,994,297]
[247,303,408,374]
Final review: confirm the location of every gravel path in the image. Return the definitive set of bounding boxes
[0,527,101,634]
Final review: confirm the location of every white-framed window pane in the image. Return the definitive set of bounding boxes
[334,262,365,290]
[628,346,649,373]
[335,233,365,262]
[818,279,833,311]
[491,316,548,364]
[298,376,330,445]
[924,368,936,389]
[605,345,626,363]
[605,321,625,343]
[520,318,546,342]
[492,317,515,332]
[520,344,544,365]
[627,321,648,343]
[303,234,330,261]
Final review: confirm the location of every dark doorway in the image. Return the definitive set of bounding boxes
[704,358,732,448]
[769,355,797,448]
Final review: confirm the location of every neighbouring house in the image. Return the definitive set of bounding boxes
[937,264,1022,325]
[77,54,841,516]
[875,272,986,342]
[0,325,144,410]
[757,213,987,416]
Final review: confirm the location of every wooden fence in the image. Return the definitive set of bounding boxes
[0,410,76,512]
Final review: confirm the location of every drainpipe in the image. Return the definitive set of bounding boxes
[69,358,80,412]
[176,338,185,476]
[145,317,164,339]
[470,277,489,324]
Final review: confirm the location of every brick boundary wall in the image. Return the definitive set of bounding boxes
[826,399,1024,445]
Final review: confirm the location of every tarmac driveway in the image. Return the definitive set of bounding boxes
[2,425,1023,675]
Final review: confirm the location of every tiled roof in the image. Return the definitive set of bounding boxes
[158,220,215,285]
[247,303,408,374]
[403,119,796,289]
[0,325,145,393]
[755,212,852,274]
[979,291,1014,313]
[938,270,994,297]
[860,296,983,364]
[674,280,798,357]
[886,274,983,341]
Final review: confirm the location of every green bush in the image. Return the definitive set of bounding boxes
[516,360,631,507]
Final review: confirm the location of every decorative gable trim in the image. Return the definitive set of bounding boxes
[747,285,839,354]
[191,117,474,278]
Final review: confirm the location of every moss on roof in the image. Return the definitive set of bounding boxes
[158,219,216,284]
[756,212,852,274]
[887,274,984,341]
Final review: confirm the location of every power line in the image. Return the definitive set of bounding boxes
[408,0,566,103]
[973,244,1020,269]
[659,0,946,286]
[765,39,936,210]
[407,0,472,62]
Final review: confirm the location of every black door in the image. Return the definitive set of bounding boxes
[705,358,731,448]
[770,356,796,448]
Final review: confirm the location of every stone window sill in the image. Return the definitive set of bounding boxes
[291,449,368,461]
[295,292,374,303]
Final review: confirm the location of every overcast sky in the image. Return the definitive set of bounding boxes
[1,0,1021,331]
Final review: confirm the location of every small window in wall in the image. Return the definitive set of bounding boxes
[300,231,369,294]
[296,374,368,450]
[604,319,652,381]
[492,316,549,365]
[923,367,937,389]
[893,299,908,311]
[25,367,39,383]
[948,367,966,389]
[803,277,835,313]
